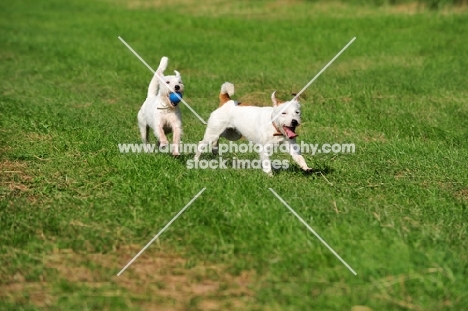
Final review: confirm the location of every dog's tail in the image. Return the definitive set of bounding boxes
[219,82,235,106]
[147,56,169,98]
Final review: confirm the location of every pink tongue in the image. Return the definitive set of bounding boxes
[284,127,298,139]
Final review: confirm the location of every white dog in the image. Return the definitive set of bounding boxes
[195,82,312,175]
[137,56,184,156]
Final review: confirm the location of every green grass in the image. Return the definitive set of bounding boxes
[308,0,468,9]
[1,0,468,310]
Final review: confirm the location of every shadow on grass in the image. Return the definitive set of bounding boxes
[278,162,334,176]
[172,153,335,178]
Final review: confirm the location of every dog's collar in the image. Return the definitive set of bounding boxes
[156,99,173,110]
[272,122,283,136]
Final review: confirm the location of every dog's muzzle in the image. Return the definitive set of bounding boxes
[283,119,299,139]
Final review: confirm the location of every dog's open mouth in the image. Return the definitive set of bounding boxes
[283,126,298,139]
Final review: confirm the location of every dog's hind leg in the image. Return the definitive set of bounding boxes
[212,139,219,155]
[139,125,150,144]
[138,112,149,144]
[195,126,227,160]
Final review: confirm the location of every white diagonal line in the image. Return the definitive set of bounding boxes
[118,36,207,125]
[269,188,357,275]
[118,36,156,73]
[270,37,356,124]
[292,37,356,102]
[117,187,206,276]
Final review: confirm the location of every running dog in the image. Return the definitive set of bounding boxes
[137,56,184,156]
[195,82,312,175]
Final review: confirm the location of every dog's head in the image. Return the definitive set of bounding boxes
[156,57,185,107]
[271,92,301,139]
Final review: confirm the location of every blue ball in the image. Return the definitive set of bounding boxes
[169,92,182,105]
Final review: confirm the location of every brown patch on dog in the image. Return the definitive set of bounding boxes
[271,122,283,136]
[218,88,261,107]
[237,97,285,107]
[236,101,257,107]
[219,92,275,108]
[219,92,231,106]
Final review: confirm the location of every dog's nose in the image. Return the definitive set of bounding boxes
[174,85,180,91]
[291,119,299,126]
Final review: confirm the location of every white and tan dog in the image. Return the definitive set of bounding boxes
[137,56,184,156]
[195,82,312,175]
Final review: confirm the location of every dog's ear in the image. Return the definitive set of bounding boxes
[271,91,284,107]
[174,70,181,77]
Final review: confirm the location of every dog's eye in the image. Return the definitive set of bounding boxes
[296,111,300,114]
[166,81,170,84]
[281,112,287,115]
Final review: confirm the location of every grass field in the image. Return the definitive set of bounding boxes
[1,0,468,310]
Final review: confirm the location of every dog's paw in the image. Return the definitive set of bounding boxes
[172,151,180,157]
[264,170,274,177]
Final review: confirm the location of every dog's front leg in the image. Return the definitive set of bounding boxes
[287,141,312,171]
[260,151,273,176]
[156,125,169,148]
[172,126,182,156]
